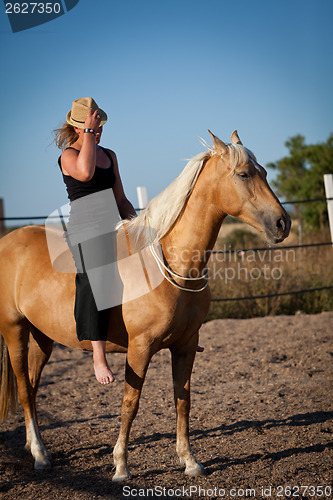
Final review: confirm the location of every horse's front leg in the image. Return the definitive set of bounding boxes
[171,337,206,476]
[112,343,153,482]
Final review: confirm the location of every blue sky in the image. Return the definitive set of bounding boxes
[1,0,332,220]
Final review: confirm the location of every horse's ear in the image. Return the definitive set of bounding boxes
[208,130,228,155]
[231,130,243,145]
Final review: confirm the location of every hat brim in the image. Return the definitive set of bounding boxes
[66,108,108,129]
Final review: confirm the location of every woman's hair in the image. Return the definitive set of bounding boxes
[53,122,79,151]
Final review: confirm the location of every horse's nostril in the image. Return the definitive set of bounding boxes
[276,217,285,232]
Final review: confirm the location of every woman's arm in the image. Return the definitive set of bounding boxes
[60,110,101,181]
[109,150,137,219]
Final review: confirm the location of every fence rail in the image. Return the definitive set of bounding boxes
[281,196,333,205]
[212,241,333,254]
[1,197,333,222]
[211,285,333,302]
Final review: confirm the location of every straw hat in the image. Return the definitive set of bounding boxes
[66,97,107,128]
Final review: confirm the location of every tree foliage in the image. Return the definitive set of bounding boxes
[268,134,333,229]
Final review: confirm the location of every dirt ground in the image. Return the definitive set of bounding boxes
[0,312,332,499]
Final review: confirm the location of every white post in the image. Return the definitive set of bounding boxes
[136,186,148,210]
[324,174,333,247]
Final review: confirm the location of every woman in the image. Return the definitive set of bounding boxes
[54,97,136,385]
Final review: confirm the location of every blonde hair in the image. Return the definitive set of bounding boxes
[53,122,79,151]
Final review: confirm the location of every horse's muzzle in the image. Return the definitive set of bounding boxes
[264,212,291,244]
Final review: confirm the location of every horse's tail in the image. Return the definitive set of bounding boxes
[0,333,18,421]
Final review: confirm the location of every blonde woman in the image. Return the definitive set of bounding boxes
[54,97,136,385]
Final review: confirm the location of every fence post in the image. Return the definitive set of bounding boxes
[0,198,5,235]
[324,174,333,247]
[136,186,148,210]
[298,218,303,267]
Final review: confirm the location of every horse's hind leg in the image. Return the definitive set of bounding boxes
[4,321,51,469]
[26,326,54,460]
[171,336,205,476]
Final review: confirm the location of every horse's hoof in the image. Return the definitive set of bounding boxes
[25,443,52,462]
[185,462,206,476]
[112,468,132,482]
[34,458,51,470]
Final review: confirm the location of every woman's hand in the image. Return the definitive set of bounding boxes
[84,109,102,131]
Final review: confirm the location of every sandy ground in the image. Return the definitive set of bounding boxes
[0,312,332,499]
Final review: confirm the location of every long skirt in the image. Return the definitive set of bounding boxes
[64,189,121,342]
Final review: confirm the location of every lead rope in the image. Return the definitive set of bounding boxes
[149,243,209,292]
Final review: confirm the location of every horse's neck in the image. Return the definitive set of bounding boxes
[162,164,225,276]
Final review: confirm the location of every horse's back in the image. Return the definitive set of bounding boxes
[0,226,77,341]
[0,225,61,287]
[0,226,46,310]
[0,225,50,260]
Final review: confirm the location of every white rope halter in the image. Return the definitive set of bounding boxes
[149,243,209,293]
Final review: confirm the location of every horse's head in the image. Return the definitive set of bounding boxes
[208,130,291,244]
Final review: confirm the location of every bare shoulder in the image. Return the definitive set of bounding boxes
[103,148,119,170]
[61,147,79,160]
[60,148,79,175]
[104,148,117,159]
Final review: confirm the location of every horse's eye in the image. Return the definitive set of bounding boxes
[238,172,249,179]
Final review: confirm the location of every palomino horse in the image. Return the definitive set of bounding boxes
[0,131,290,481]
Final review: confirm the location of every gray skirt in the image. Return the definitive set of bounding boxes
[65,189,121,342]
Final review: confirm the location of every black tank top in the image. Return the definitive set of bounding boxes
[58,146,116,202]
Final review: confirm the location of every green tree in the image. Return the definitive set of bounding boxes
[268,134,333,229]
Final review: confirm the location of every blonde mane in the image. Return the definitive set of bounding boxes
[123,143,255,246]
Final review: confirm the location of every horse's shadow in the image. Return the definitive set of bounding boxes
[203,441,333,474]
[192,409,333,438]
[131,409,333,443]
[193,410,333,473]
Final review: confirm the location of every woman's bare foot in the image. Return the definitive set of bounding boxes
[92,340,115,385]
[93,358,114,384]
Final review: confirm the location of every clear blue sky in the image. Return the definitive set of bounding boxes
[1,0,332,219]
